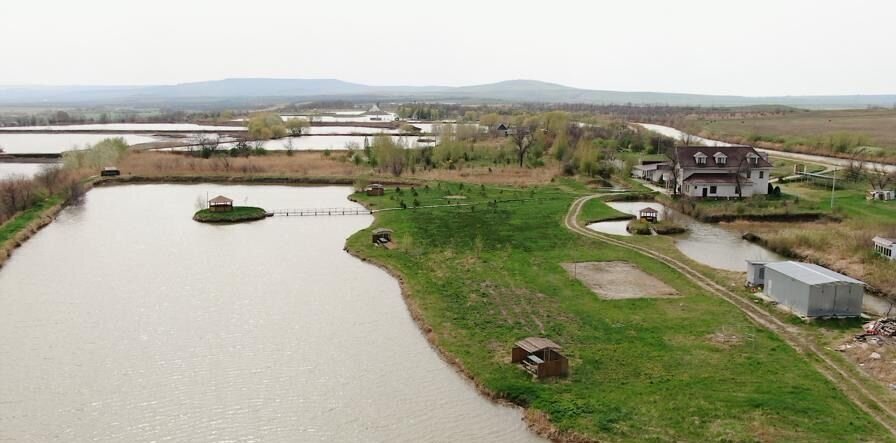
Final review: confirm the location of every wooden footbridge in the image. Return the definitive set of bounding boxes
[266,207,373,217]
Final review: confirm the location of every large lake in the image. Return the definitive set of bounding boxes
[0,133,158,154]
[0,185,541,442]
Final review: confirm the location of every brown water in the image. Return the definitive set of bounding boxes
[0,185,541,442]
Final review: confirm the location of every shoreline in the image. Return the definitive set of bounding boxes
[344,197,589,443]
[0,179,576,440]
[0,201,65,270]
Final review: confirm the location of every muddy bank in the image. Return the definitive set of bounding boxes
[698,212,831,223]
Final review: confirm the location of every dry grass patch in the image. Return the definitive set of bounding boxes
[563,261,678,299]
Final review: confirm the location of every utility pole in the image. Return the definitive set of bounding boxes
[830,173,836,209]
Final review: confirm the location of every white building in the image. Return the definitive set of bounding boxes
[873,236,896,260]
[675,146,772,198]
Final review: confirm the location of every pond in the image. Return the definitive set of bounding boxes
[587,201,783,271]
[0,184,541,442]
[0,133,158,154]
[0,162,55,180]
[160,135,435,151]
[0,123,246,132]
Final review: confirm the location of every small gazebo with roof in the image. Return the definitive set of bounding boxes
[208,195,234,212]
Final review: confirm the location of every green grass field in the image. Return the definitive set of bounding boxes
[192,206,267,223]
[0,197,61,246]
[348,184,888,441]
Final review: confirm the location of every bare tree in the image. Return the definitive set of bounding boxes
[868,163,896,190]
[510,124,535,167]
[36,164,64,195]
[664,145,681,196]
[844,148,866,182]
[733,157,754,198]
[283,137,295,156]
[198,134,221,156]
[680,132,698,146]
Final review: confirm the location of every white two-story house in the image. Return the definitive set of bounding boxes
[675,146,773,198]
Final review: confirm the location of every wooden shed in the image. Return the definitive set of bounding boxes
[100,166,120,177]
[208,195,234,212]
[511,337,568,378]
[366,184,385,196]
[638,207,658,222]
[372,228,393,245]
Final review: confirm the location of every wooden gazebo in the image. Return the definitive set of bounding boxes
[638,206,659,222]
[511,337,568,378]
[208,195,234,212]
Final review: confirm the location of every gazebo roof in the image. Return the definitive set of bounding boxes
[515,337,562,353]
[640,207,658,214]
[209,195,233,204]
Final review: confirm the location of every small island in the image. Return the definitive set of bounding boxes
[193,195,268,223]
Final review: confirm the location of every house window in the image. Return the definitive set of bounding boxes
[759,171,764,179]
[696,157,706,165]
[710,186,717,194]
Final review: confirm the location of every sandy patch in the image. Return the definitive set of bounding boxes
[563,261,679,300]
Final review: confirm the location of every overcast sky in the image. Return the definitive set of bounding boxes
[2,0,893,96]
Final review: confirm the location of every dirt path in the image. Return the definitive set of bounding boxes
[565,195,896,436]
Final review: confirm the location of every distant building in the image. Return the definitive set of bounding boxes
[873,236,896,260]
[362,103,396,121]
[208,195,234,212]
[760,261,864,318]
[675,146,773,198]
[100,166,120,177]
[632,160,672,184]
[492,123,513,137]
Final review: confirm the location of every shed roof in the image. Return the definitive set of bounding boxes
[640,207,658,214]
[765,261,864,286]
[515,337,562,353]
[874,236,896,247]
[103,166,119,171]
[367,183,384,189]
[209,195,233,204]
[372,228,393,234]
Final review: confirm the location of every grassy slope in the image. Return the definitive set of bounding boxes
[0,197,61,245]
[348,184,887,441]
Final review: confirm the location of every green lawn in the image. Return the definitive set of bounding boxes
[348,184,888,441]
[0,197,61,246]
[193,206,267,223]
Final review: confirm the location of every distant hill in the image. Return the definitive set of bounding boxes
[1,78,894,109]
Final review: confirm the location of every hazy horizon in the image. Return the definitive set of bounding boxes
[2,0,894,96]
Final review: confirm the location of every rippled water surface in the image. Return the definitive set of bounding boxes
[0,184,540,442]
